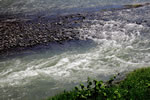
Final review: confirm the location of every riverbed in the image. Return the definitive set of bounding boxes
[0,0,150,100]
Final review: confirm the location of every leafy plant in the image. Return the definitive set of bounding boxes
[48,67,150,100]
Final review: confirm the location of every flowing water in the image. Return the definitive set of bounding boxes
[0,0,150,15]
[0,0,150,100]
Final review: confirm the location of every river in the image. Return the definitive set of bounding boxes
[0,0,150,100]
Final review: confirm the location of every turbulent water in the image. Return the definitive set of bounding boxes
[1,0,150,100]
[0,0,150,15]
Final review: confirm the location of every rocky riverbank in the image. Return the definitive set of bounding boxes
[0,3,149,54]
[0,13,86,54]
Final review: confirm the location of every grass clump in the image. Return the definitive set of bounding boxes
[48,67,150,100]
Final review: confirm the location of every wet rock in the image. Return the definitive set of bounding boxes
[0,13,83,53]
[136,19,143,24]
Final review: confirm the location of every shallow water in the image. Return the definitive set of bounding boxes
[0,0,150,15]
[1,1,150,100]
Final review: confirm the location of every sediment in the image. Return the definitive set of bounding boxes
[0,13,87,53]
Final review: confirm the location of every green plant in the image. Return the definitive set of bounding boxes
[48,67,150,100]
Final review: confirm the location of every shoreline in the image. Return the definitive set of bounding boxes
[48,67,150,100]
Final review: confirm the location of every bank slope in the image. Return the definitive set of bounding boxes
[48,67,150,100]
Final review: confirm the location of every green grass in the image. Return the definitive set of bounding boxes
[48,67,150,100]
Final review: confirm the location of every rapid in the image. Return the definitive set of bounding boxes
[0,0,150,100]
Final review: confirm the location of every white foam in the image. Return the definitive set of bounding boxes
[1,7,150,88]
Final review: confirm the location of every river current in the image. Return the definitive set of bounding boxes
[0,0,150,100]
[0,0,150,14]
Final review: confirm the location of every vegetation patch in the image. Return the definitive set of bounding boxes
[48,67,150,100]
